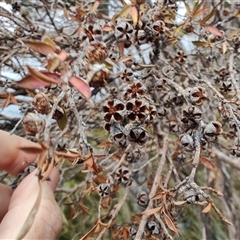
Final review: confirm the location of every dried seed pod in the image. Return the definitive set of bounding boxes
[186,87,207,106]
[110,124,127,148]
[230,149,240,157]
[128,127,149,145]
[22,113,44,136]
[145,105,157,123]
[126,148,142,163]
[126,99,148,123]
[204,121,223,142]
[136,29,148,44]
[184,188,197,204]
[114,21,134,42]
[102,100,125,123]
[129,226,137,239]
[147,220,161,235]
[80,23,103,42]
[168,120,179,133]
[98,183,111,198]
[181,106,202,130]
[89,68,110,88]
[175,51,187,64]
[162,65,175,78]
[220,80,233,94]
[114,166,132,186]
[151,20,166,36]
[86,41,108,63]
[180,134,195,152]
[137,191,149,207]
[124,82,146,100]
[177,152,186,162]
[33,93,50,115]
[157,106,168,118]
[121,68,134,82]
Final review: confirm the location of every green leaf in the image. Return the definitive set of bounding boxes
[56,108,67,130]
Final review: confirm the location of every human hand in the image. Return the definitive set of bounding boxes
[0,130,62,239]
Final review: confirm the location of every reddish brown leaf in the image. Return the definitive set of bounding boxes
[200,156,215,170]
[204,25,222,36]
[202,203,212,213]
[19,145,43,154]
[21,39,56,55]
[2,94,18,109]
[27,66,62,84]
[69,76,91,100]
[16,75,50,89]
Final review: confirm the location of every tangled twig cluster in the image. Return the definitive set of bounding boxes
[1,0,240,239]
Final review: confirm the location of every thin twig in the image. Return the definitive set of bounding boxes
[134,135,168,240]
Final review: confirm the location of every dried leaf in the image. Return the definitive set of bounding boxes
[227,28,240,39]
[21,39,55,55]
[114,5,131,21]
[192,41,210,47]
[79,203,90,215]
[199,8,217,25]
[2,93,18,109]
[200,156,215,170]
[79,223,100,240]
[222,217,233,226]
[184,3,191,16]
[163,212,180,236]
[131,6,138,27]
[16,181,42,240]
[222,42,227,54]
[46,56,60,71]
[141,206,161,216]
[194,7,209,18]
[202,203,212,213]
[192,1,203,17]
[151,192,164,200]
[89,0,100,14]
[116,55,132,63]
[41,36,57,51]
[204,25,222,36]
[97,141,113,148]
[173,200,187,206]
[102,25,114,32]
[69,76,91,100]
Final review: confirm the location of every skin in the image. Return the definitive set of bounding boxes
[0,130,62,239]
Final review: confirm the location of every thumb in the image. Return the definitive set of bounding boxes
[0,167,63,240]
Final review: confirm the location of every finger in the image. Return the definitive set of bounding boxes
[0,184,12,221]
[0,167,62,239]
[0,130,41,175]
